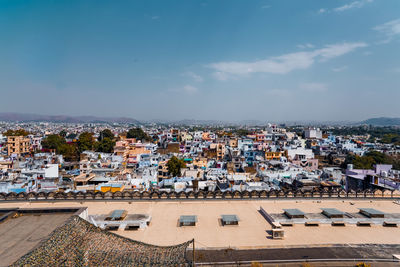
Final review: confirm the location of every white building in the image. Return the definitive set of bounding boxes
[304,128,322,139]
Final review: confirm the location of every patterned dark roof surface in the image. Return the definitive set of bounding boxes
[11,215,193,266]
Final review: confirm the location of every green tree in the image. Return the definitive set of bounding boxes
[166,156,186,177]
[235,128,250,137]
[95,137,115,153]
[77,132,95,152]
[344,151,400,170]
[66,133,77,140]
[3,129,30,136]
[41,134,66,150]
[352,155,376,169]
[58,143,78,162]
[98,129,114,141]
[59,130,67,138]
[40,134,79,161]
[126,128,151,142]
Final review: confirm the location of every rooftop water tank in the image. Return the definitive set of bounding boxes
[347,164,353,170]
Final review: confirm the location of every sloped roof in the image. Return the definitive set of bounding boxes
[11,216,193,266]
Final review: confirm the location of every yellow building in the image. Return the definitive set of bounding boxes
[216,144,225,160]
[193,158,208,169]
[157,161,169,182]
[7,136,30,156]
[180,132,193,142]
[265,151,285,160]
[96,183,125,193]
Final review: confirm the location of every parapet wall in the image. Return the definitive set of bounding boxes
[0,188,399,201]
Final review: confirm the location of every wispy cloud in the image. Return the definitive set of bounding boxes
[213,71,229,81]
[151,16,160,20]
[208,42,367,79]
[373,18,400,44]
[333,0,373,12]
[332,66,348,72]
[300,83,328,92]
[318,0,373,14]
[182,71,204,82]
[183,85,198,94]
[261,5,271,9]
[297,43,314,49]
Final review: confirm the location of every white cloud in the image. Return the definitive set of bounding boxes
[183,85,198,94]
[208,42,367,78]
[182,71,204,82]
[151,16,160,20]
[213,71,229,81]
[373,18,400,43]
[319,0,372,14]
[300,83,328,92]
[297,43,315,49]
[333,0,373,12]
[316,42,367,61]
[332,66,348,72]
[261,5,271,9]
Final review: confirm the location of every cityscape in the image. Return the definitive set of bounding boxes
[1,120,400,266]
[1,0,400,266]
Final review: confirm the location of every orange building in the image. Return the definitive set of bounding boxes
[7,136,30,156]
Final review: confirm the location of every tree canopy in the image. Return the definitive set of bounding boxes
[77,132,95,153]
[3,129,29,136]
[126,128,152,142]
[344,150,400,170]
[42,134,66,150]
[166,156,186,177]
[95,137,115,153]
[59,130,67,138]
[98,129,114,141]
[41,134,78,161]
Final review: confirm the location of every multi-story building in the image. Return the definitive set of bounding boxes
[7,136,30,156]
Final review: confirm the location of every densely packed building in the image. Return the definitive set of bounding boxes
[1,122,399,194]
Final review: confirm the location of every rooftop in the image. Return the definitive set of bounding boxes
[0,208,84,267]
[1,199,400,249]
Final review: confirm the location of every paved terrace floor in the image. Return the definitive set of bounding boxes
[0,213,73,267]
[0,199,399,249]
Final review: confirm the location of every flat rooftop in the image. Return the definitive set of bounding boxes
[1,199,400,249]
[0,208,81,267]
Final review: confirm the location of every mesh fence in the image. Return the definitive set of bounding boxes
[11,216,193,266]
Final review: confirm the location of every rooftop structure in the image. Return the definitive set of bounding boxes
[283,209,305,218]
[322,208,345,218]
[179,215,197,226]
[221,214,239,225]
[360,208,385,218]
[106,209,127,221]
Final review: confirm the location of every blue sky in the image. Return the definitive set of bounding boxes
[0,0,399,122]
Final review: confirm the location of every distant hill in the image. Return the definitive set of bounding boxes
[361,117,400,126]
[0,112,140,124]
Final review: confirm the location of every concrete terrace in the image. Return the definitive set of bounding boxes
[1,199,399,249]
[0,211,76,267]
